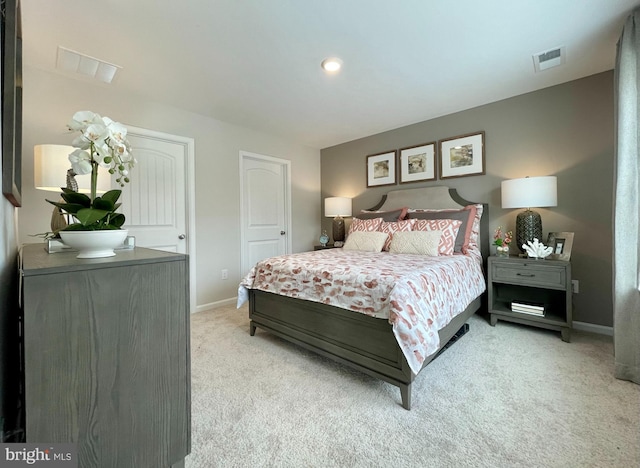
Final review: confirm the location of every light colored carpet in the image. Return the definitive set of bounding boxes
[186,304,639,468]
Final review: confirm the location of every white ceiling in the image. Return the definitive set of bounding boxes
[21,0,639,149]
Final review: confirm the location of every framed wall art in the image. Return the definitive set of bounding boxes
[546,232,574,261]
[366,151,396,187]
[2,0,23,207]
[399,142,436,184]
[439,131,485,180]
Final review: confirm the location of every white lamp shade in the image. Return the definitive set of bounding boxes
[501,176,557,209]
[34,144,111,193]
[324,197,352,217]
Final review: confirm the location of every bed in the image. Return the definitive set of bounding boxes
[239,186,489,409]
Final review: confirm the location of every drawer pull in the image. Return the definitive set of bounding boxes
[516,273,535,277]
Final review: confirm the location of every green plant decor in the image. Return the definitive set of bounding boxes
[48,188,125,231]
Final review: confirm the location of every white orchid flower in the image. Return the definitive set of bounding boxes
[121,152,135,164]
[83,123,109,144]
[64,110,135,193]
[68,149,93,175]
[107,121,128,143]
[109,140,129,159]
[67,111,100,131]
[71,135,91,150]
[92,143,112,167]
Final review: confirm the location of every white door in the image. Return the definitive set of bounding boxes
[118,126,196,314]
[120,128,190,253]
[240,151,291,275]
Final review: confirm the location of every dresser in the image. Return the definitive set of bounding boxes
[19,244,190,467]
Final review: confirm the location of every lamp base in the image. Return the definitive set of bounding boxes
[332,216,345,243]
[516,209,542,252]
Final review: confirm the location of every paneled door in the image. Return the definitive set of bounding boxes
[119,128,192,254]
[240,151,291,276]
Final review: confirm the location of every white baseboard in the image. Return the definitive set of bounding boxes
[573,321,613,336]
[195,297,237,314]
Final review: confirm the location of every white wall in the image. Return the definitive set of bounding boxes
[19,66,321,309]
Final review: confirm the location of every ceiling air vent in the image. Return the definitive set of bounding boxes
[532,46,566,73]
[56,46,121,84]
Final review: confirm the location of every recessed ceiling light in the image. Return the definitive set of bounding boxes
[321,57,343,73]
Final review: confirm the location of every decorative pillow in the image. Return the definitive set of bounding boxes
[466,204,483,254]
[389,231,441,256]
[356,207,408,222]
[379,219,416,251]
[343,231,389,253]
[413,219,463,255]
[348,217,383,235]
[406,205,477,253]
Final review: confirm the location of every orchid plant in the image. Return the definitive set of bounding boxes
[493,226,513,247]
[47,111,136,231]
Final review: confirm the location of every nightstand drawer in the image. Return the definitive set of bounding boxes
[492,262,567,289]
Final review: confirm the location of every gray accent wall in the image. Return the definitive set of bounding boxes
[321,71,614,327]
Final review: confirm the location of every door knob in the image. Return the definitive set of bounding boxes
[178,234,186,239]
[280,231,286,235]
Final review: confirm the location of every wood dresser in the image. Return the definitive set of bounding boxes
[19,244,190,467]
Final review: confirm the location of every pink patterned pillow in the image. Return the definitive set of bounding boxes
[379,219,416,251]
[466,204,483,256]
[348,217,383,235]
[407,205,477,253]
[413,219,463,255]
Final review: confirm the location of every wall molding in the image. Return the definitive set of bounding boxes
[573,321,613,336]
[195,297,237,314]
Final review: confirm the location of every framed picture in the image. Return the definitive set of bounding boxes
[2,0,23,207]
[399,142,436,184]
[438,131,485,180]
[366,151,396,187]
[547,232,574,261]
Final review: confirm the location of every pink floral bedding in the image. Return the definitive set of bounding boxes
[238,249,486,374]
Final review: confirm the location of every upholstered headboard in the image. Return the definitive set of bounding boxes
[366,185,489,262]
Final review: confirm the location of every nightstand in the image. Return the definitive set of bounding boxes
[314,244,338,250]
[488,256,572,342]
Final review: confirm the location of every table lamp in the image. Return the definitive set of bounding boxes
[324,196,352,246]
[34,144,111,232]
[501,176,557,252]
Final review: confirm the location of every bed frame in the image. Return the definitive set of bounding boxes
[248,186,489,409]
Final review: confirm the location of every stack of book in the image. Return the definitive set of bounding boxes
[511,301,545,316]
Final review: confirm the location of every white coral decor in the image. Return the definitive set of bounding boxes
[522,238,553,258]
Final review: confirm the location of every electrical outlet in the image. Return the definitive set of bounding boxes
[221,269,228,280]
[571,280,579,294]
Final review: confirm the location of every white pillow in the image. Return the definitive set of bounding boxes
[389,230,441,256]
[343,231,389,252]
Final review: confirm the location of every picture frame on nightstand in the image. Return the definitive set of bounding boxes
[547,232,574,261]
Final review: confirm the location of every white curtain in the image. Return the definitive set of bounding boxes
[613,9,640,385]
